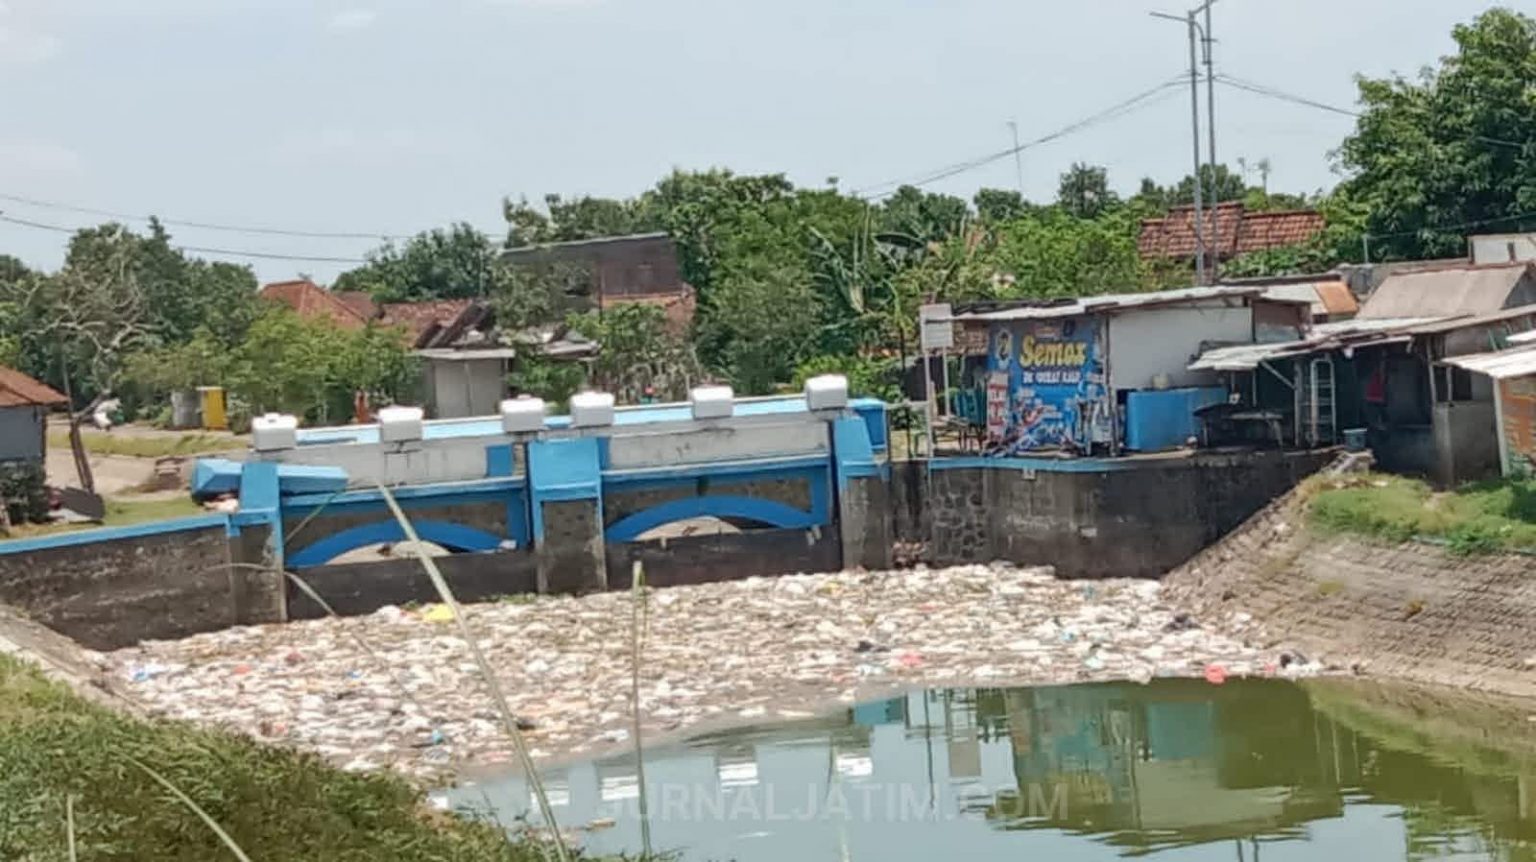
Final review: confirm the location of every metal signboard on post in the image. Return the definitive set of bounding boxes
[918,304,953,457]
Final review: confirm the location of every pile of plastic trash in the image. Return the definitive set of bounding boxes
[104,563,1316,779]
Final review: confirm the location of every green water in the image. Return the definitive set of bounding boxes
[451,678,1536,860]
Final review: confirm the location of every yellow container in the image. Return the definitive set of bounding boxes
[197,386,228,431]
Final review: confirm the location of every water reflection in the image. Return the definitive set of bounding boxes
[452,679,1536,860]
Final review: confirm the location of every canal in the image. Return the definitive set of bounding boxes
[449,678,1536,860]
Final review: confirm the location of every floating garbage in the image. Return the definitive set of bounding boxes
[103,564,1276,779]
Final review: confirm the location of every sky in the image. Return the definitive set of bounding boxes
[0,0,1510,284]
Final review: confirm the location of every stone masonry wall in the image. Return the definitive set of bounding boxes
[1165,486,1536,698]
[0,526,261,650]
[602,476,815,526]
[907,450,1332,578]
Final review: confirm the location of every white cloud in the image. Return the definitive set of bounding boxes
[0,25,58,64]
[327,8,377,32]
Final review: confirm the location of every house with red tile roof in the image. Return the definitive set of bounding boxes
[1138,202,1326,264]
[258,279,372,330]
[0,365,67,464]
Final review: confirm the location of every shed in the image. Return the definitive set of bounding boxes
[1445,344,1536,478]
[944,286,1310,455]
[1189,305,1536,485]
[0,366,68,463]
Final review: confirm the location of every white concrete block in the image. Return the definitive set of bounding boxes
[378,405,425,443]
[570,391,616,428]
[500,397,547,434]
[251,413,298,452]
[690,385,734,420]
[804,374,849,411]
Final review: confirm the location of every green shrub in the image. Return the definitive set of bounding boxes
[0,461,48,524]
[1308,474,1536,555]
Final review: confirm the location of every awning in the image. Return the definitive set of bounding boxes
[1443,345,1536,380]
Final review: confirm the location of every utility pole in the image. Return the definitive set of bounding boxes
[1201,0,1220,281]
[1007,120,1025,198]
[1185,12,1207,285]
[1153,7,1214,286]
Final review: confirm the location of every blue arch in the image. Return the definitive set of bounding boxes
[288,520,505,568]
[605,495,820,543]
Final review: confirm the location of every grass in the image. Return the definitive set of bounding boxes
[3,496,207,541]
[1307,472,1536,555]
[47,429,244,459]
[0,652,579,861]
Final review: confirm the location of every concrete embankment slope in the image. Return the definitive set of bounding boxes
[0,603,139,710]
[1164,482,1536,698]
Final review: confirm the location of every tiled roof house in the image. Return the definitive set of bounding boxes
[1138,202,1326,263]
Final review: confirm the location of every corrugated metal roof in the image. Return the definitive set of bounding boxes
[1356,262,1535,319]
[1187,317,1443,372]
[0,365,67,407]
[1260,280,1359,317]
[1393,304,1536,335]
[1444,345,1536,380]
[946,285,1269,322]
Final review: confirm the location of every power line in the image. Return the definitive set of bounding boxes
[1363,208,1536,242]
[0,191,411,241]
[0,213,370,264]
[853,74,1188,198]
[1216,74,1528,150]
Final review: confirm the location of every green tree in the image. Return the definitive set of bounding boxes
[1057,163,1118,219]
[878,185,970,247]
[336,223,506,302]
[1339,8,1536,260]
[973,188,1033,224]
[1134,164,1250,211]
[61,221,260,348]
[0,256,31,368]
[990,207,1150,297]
[698,260,823,394]
[570,303,700,402]
[219,309,417,425]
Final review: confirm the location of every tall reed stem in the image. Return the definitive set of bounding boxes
[376,482,571,862]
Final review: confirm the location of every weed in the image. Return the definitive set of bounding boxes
[0,653,563,860]
[48,429,244,459]
[1308,473,1536,555]
[1315,579,1345,597]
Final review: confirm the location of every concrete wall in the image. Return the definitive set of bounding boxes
[426,357,506,419]
[0,518,284,650]
[288,550,538,619]
[1166,486,1536,698]
[271,439,500,488]
[606,528,841,589]
[605,420,827,469]
[0,405,45,462]
[901,450,1332,578]
[1108,304,1250,391]
[1471,233,1536,265]
[1433,401,1500,486]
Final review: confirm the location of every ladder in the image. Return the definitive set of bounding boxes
[1299,357,1338,447]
